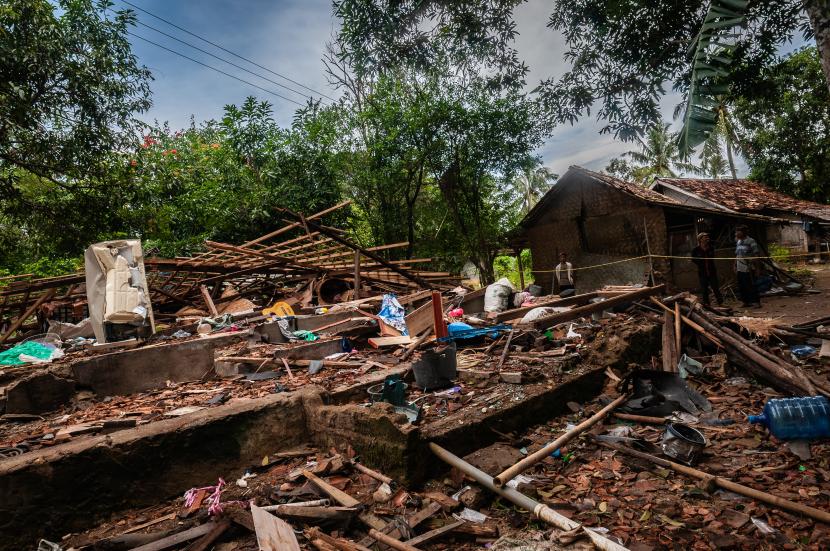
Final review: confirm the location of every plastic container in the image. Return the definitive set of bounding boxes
[412,342,457,390]
[748,396,830,440]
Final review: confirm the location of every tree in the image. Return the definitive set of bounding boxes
[733,47,830,202]
[327,6,544,282]
[510,160,557,216]
[328,0,830,145]
[610,122,695,184]
[0,0,151,189]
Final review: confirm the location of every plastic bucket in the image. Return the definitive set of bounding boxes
[412,342,457,391]
[662,422,706,465]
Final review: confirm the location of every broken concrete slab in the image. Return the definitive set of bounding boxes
[4,371,75,414]
[72,338,217,396]
[0,387,317,550]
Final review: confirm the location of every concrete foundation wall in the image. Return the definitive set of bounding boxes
[0,389,316,550]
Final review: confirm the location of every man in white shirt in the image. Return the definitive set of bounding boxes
[735,225,761,308]
[555,252,574,293]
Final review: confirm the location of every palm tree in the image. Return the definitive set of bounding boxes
[623,122,696,184]
[689,101,742,179]
[511,163,557,215]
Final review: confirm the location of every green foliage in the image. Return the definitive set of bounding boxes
[0,0,151,188]
[767,243,791,263]
[493,249,533,289]
[677,0,748,156]
[0,0,544,286]
[733,47,830,202]
[508,159,557,219]
[331,0,527,88]
[606,122,696,184]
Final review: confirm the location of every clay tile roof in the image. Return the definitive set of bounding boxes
[574,166,682,206]
[655,177,830,221]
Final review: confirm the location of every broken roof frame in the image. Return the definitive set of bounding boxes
[0,201,457,344]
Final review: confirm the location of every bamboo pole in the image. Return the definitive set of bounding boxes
[497,327,515,369]
[689,310,817,396]
[531,285,665,329]
[353,462,393,485]
[430,443,629,551]
[493,394,628,487]
[598,439,830,525]
[649,297,723,348]
[367,529,421,551]
[305,528,371,551]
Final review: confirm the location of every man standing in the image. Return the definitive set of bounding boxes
[555,252,575,293]
[691,233,723,307]
[735,225,761,308]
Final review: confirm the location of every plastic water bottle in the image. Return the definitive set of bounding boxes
[748,396,830,440]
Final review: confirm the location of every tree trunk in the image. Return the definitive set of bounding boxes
[807,0,830,94]
[725,136,737,179]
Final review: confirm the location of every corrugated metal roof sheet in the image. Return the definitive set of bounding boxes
[654,177,830,222]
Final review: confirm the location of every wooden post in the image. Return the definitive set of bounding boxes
[643,217,655,285]
[515,250,525,290]
[431,291,447,339]
[200,285,219,317]
[353,252,361,298]
[674,301,682,354]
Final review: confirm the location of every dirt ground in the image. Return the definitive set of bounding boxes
[730,265,830,325]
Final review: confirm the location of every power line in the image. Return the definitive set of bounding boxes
[128,32,305,107]
[135,20,319,102]
[120,0,338,102]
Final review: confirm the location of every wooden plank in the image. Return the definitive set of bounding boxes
[131,523,216,551]
[251,504,302,551]
[662,311,678,372]
[199,285,219,317]
[531,285,665,329]
[303,470,360,507]
[431,291,447,338]
[122,513,178,534]
[493,292,602,323]
[182,519,230,551]
[368,336,412,348]
[674,301,682,355]
[404,520,465,547]
[405,302,433,336]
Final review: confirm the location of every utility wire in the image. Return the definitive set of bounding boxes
[135,20,318,102]
[128,32,305,107]
[120,0,338,102]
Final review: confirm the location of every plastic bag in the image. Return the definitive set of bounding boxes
[484,278,515,313]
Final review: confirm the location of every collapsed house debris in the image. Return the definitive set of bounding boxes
[2,203,830,550]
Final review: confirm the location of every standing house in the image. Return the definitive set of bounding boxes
[650,178,830,255]
[509,166,773,292]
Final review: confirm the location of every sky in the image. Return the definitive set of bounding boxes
[122,0,708,176]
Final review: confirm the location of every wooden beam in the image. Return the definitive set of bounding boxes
[531,285,665,329]
[494,292,607,323]
[431,291,447,338]
[353,252,361,298]
[131,523,217,551]
[199,285,219,317]
[277,207,433,289]
[0,288,55,345]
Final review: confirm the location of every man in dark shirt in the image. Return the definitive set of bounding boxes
[691,232,723,307]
